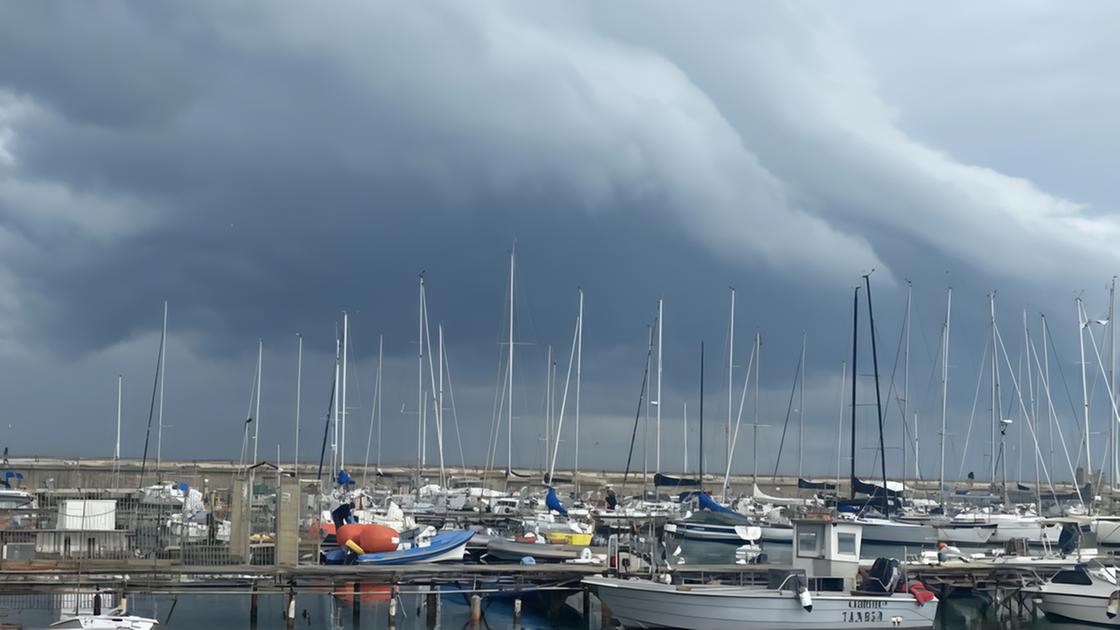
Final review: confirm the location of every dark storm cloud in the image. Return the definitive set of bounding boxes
[1,1,1118,480]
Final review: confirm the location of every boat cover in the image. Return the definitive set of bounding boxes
[852,477,904,498]
[797,478,837,490]
[546,487,568,516]
[695,491,738,515]
[654,473,701,487]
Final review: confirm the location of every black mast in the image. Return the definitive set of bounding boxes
[850,287,859,500]
[699,342,705,490]
[864,274,890,516]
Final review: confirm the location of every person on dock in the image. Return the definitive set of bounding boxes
[331,501,356,530]
[605,487,618,510]
[937,542,964,563]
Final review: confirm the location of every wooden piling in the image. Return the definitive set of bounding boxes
[249,583,258,626]
[426,591,438,626]
[469,594,482,625]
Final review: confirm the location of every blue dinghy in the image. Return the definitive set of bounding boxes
[357,530,474,565]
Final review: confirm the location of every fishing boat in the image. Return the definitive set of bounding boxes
[356,530,473,565]
[585,518,938,629]
[1026,561,1120,625]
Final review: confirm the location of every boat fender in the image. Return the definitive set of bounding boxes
[345,539,365,555]
[1108,591,1120,619]
[580,548,593,562]
[798,586,812,612]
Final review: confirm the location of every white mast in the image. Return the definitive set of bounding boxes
[835,361,847,488]
[644,324,652,484]
[990,293,999,483]
[253,338,262,464]
[294,333,302,473]
[332,335,340,473]
[574,288,583,492]
[752,332,761,486]
[1077,295,1092,484]
[1111,278,1118,489]
[903,282,912,479]
[507,245,515,475]
[798,331,806,479]
[656,297,663,475]
[341,311,348,471]
[417,274,425,484]
[728,288,735,471]
[156,300,167,476]
[939,287,952,507]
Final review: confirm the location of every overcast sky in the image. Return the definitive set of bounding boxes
[2,1,1119,482]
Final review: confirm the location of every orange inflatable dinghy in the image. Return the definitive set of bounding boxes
[336,523,400,554]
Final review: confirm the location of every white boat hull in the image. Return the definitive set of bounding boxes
[1035,591,1120,625]
[759,525,793,543]
[50,615,158,630]
[857,520,938,546]
[585,576,937,630]
[933,525,996,545]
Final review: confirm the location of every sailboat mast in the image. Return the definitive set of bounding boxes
[699,342,705,487]
[1077,296,1091,485]
[850,287,859,499]
[377,334,383,474]
[341,311,348,471]
[798,331,806,479]
[657,298,664,475]
[753,332,761,487]
[295,333,303,473]
[575,289,583,493]
[940,288,952,507]
[990,293,998,483]
[507,246,515,475]
[1111,278,1118,489]
[903,282,911,480]
[333,335,340,474]
[728,288,735,473]
[156,300,167,476]
[863,274,889,517]
[546,345,552,473]
[253,338,262,464]
[417,274,425,486]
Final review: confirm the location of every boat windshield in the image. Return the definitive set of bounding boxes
[1085,560,1118,585]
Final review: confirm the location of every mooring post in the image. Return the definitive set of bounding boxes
[388,584,398,629]
[513,597,522,625]
[469,594,482,625]
[353,582,361,626]
[582,587,592,630]
[249,583,259,627]
[426,591,438,627]
[601,600,613,628]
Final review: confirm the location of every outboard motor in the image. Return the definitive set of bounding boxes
[861,558,901,593]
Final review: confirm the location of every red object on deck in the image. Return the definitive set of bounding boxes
[337,523,400,553]
[907,581,935,606]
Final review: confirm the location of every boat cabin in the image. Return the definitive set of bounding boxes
[792,517,862,590]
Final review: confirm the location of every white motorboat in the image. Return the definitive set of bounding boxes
[50,613,159,629]
[587,518,937,629]
[586,577,938,630]
[1027,561,1120,625]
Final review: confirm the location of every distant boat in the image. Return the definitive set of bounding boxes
[356,530,473,565]
[50,614,159,630]
[666,511,761,544]
[485,538,585,563]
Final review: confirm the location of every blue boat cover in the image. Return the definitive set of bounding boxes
[546,487,568,516]
[338,470,354,486]
[697,492,738,515]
